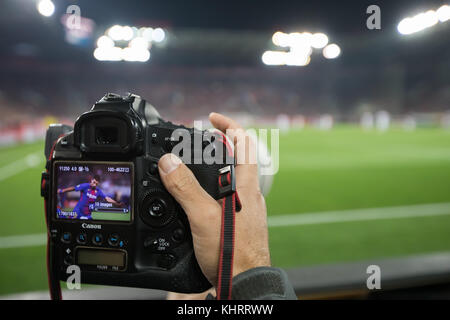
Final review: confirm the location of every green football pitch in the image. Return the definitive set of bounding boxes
[1,126,450,295]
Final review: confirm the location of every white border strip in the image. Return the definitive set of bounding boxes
[2,202,450,249]
[0,152,43,182]
[0,233,47,249]
[268,202,450,227]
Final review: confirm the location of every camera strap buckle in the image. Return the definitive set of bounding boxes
[216,165,241,300]
[218,165,235,197]
[218,165,241,212]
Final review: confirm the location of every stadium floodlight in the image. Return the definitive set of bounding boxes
[93,47,122,61]
[301,32,313,45]
[141,27,153,41]
[398,11,438,35]
[397,18,415,35]
[107,25,134,41]
[290,44,312,59]
[397,4,449,35]
[262,51,287,65]
[152,28,166,42]
[285,53,311,66]
[122,47,150,62]
[95,25,165,62]
[322,43,341,59]
[437,5,450,22]
[311,33,329,49]
[267,29,339,66]
[419,10,439,28]
[108,25,124,41]
[97,36,114,49]
[37,0,55,17]
[286,32,314,49]
[287,32,302,46]
[129,37,150,50]
[272,31,290,47]
[272,31,285,46]
[122,26,134,41]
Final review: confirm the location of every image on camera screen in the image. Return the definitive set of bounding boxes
[55,162,132,221]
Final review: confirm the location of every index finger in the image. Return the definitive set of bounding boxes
[209,112,259,193]
[209,112,242,132]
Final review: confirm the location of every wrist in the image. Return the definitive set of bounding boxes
[232,257,271,278]
[230,267,297,300]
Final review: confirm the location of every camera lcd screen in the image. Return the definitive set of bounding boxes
[77,248,125,268]
[54,162,132,222]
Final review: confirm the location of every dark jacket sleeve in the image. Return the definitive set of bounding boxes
[230,267,297,300]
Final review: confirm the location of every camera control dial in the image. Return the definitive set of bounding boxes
[139,189,176,228]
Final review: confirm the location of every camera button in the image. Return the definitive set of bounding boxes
[108,234,120,247]
[50,228,59,240]
[149,200,166,217]
[143,237,158,250]
[151,133,158,144]
[172,228,185,242]
[92,234,103,246]
[61,232,72,244]
[164,138,177,152]
[104,93,123,101]
[140,190,176,228]
[149,163,159,175]
[77,233,87,244]
[158,254,176,269]
[64,254,73,266]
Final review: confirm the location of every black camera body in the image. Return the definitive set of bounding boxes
[41,93,235,293]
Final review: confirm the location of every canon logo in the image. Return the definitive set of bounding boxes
[81,223,102,230]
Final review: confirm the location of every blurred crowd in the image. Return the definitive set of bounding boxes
[0,62,449,146]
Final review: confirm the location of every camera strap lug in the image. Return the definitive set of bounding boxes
[41,172,49,198]
[218,166,235,197]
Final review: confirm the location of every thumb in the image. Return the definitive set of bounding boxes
[158,154,220,228]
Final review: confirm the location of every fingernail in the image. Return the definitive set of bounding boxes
[159,153,182,175]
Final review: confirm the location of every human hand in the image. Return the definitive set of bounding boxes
[158,112,271,287]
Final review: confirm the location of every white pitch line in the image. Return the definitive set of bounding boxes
[0,233,47,249]
[0,152,43,182]
[268,202,450,227]
[2,202,450,249]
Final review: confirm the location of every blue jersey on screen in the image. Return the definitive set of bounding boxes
[73,183,106,218]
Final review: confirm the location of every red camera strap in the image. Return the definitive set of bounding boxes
[44,197,62,300]
[44,138,63,300]
[216,171,241,300]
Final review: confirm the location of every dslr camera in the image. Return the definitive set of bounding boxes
[40,93,236,294]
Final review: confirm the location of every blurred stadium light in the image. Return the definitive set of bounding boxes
[37,0,55,17]
[261,50,286,65]
[322,43,341,59]
[94,25,165,62]
[263,30,338,66]
[437,4,450,22]
[310,33,329,49]
[397,4,450,35]
[152,28,166,43]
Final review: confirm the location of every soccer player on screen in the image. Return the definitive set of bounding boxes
[57,175,124,220]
